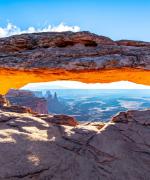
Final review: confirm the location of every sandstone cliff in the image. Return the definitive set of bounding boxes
[6,89,48,114]
[0,95,149,180]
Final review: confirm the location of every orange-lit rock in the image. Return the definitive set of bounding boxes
[0,67,150,94]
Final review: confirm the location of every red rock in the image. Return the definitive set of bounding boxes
[43,114,79,126]
[6,89,48,114]
[2,105,33,114]
[0,94,34,114]
[0,95,10,107]
[116,40,150,47]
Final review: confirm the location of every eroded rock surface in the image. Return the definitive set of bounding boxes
[0,95,149,180]
[0,31,150,70]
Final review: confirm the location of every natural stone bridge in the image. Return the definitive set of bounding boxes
[0,31,150,94]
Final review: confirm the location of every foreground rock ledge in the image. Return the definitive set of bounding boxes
[0,31,150,94]
[0,96,149,180]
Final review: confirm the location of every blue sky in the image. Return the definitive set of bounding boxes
[0,0,150,40]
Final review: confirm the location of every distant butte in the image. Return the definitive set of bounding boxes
[0,31,150,94]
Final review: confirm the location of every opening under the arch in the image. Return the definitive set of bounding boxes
[5,80,150,122]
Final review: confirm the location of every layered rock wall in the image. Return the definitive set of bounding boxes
[6,89,48,114]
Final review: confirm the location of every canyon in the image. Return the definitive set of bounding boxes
[0,31,150,94]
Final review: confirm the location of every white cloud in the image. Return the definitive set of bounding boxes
[118,100,143,110]
[0,22,80,38]
[22,81,150,90]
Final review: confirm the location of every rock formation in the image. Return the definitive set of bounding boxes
[6,89,48,114]
[0,94,149,179]
[0,94,10,107]
[0,31,150,94]
[0,95,33,114]
[45,91,66,114]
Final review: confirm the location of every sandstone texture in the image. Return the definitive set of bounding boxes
[6,89,48,114]
[0,31,150,70]
[0,95,149,180]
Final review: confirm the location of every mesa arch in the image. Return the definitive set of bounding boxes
[0,31,150,94]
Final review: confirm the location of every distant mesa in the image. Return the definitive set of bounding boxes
[6,89,66,115]
[6,89,48,114]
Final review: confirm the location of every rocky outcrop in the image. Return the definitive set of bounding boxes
[2,105,33,114]
[0,95,9,107]
[6,89,48,114]
[45,91,67,114]
[0,94,33,114]
[0,31,150,70]
[0,96,149,180]
[42,114,79,126]
[0,31,115,53]
[116,40,150,47]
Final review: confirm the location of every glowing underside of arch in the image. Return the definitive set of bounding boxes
[0,67,150,94]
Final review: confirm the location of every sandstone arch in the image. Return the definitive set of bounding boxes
[0,31,150,94]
